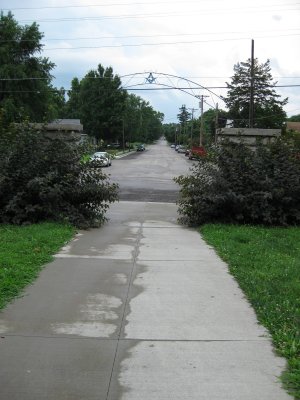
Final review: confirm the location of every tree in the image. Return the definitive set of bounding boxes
[0,12,57,124]
[223,58,287,129]
[138,100,164,142]
[79,64,127,142]
[175,139,300,226]
[64,78,81,119]
[0,122,118,228]
[202,108,228,142]
[123,94,144,143]
[48,87,66,119]
[162,123,178,143]
[287,114,300,122]
[176,105,191,144]
[177,105,191,127]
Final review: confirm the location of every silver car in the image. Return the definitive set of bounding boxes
[91,152,112,167]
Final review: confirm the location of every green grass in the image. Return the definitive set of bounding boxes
[0,223,75,310]
[200,224,300,399]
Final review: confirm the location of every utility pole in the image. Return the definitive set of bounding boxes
[199,95,209,146]
[249,39,255,128]
[215,102,219,144]
[187,107,198,146]
[122,118,125,153]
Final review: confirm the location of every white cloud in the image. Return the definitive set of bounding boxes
[3,0,300,120]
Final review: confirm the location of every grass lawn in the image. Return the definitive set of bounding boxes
[200,224,300,399]
[0,223,75,310]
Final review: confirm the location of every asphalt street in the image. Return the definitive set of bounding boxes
[110,139,190,202]
[0,139,291,399]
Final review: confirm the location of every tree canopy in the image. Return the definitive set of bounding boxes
[0,12,60,124]
[78,65,127,141]
[223,58,287,129]
[65,79,163,144]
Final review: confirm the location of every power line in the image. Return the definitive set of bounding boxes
[40,33,300,51]
[1,84,299,93]
[17,6,300,24]
[1,28,300,42]
[1,31,298,52]
[4,1,300,11]
[1,77,299,81]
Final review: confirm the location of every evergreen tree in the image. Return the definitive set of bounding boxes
[223,58,287,129]
[177,105,191,127]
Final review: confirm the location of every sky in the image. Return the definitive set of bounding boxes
[2,0,300,123]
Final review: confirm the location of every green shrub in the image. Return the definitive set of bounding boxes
[175,138,300,226]
[0,123,118,228]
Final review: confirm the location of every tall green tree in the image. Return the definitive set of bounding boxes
[139,100,164,142]
[48,87,66,119]
[223,58,287,129]
[65,77,81,118]
[202,108,228,137]
[79,64,127,142]
[177,105,191,127]
[0,12,57,124]
[176,105,191,144]
[162,123,177,143]
[123,94,144,143]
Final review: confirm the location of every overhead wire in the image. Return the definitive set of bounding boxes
[1,84,300,93]
[13,2,300,24]
[1,28,300,42]
[4,1,300,11]
[39,33,300,51]
[17,8,300,24]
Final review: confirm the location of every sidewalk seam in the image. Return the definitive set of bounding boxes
[105,223,143,400]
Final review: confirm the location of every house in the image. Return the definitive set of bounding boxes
[286,122,300,133]
[216,128,281,147]
[30,119,85,143]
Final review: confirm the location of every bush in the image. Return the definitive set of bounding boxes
[0,123,119,228]
[175,139,300,226]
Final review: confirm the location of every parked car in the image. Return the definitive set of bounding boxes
[188,146,207,160]
[177,145,186,154]
[136,144,145,151]
[91,151,112,167]
[170,144,176,148]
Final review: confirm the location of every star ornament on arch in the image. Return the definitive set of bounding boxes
[145,72,156,84]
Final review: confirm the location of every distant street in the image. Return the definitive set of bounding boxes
[109,138,191,202]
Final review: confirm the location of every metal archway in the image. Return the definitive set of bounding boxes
[120,71,222,145]
[120,71,223,109]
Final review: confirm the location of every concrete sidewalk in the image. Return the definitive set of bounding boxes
[0,202,291,399]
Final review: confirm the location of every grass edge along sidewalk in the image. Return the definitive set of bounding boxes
[200,224,300,400]
[0,223,75,310]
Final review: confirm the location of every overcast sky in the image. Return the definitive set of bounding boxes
[2,0,300,123]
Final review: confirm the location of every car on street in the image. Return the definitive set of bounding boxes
[91,151,112,167]
[136,144,145,151]
[177,145,187,154]
[188,146,207,160]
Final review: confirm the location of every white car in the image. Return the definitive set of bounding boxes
[177,145,187,154]
[91,152,112,167]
